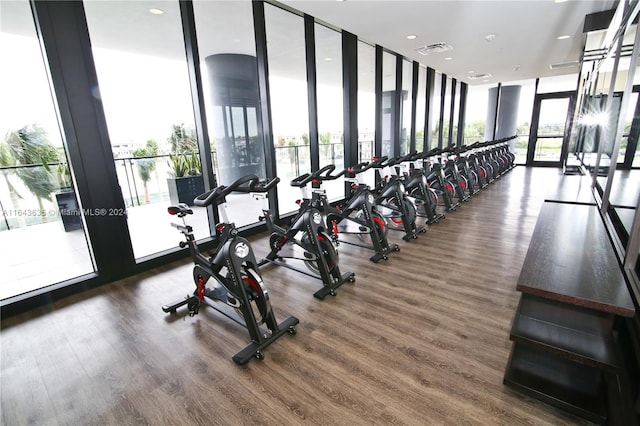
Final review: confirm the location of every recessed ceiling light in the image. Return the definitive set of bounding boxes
[557,35,571,40]
[444,57,452,61]
[554,0,568,3]
[149,8,164,15]
[324,57,333,61]
[484,34,496,42]
[513,64,520,71]
[468,70,474,74]
[406,34,417,40]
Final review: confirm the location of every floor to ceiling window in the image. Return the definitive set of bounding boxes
[84,1,206,260]
[264,4,310,215]
[358,41,376,164]
[0,0,95,300]
[315,23,344,201]
[442,76,452,147]
[452,80,461,145]
[193,1,267,228]
[400,59,413,156]
[415,66,427,152]
[381,51,397,158]
[431,72,442,149]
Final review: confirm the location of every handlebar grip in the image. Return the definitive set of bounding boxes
[315,164,336,177]
[193,174,261,207]
[291,173,312,187]
[252,177,280,192]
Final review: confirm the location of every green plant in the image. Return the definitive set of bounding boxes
[168,152,188,178]
[4,124,58,214]
[133,139,159,203]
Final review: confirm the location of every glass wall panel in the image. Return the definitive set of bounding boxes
[415,66,427,152]
[464,83,489,145]
[193,1,266,228]
[264,5,310,215]
[0,0,94,299]
[357,41,376,164]
[442,77,452,147]
[511,79,536,164]
[452,80,460,145]
[315,23,344,201]
[430,71,442,149]
[85,1,206,260]
[381,51,396,158]
[400,59,413,155]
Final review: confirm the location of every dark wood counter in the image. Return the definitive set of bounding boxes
[516,202,634,317]
[505,201,636,425]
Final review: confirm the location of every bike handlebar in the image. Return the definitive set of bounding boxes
[290,164,338,187]
[194,175,279,207]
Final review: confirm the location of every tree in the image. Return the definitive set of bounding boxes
[168,123,197,154]
[5,124,58,216]
[132,139,158,203]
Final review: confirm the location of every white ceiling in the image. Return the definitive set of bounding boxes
[279,0,617,85]
[1,0,618,87]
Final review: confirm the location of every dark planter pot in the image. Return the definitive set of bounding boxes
[55,189,82,232]
[167,175,205,206]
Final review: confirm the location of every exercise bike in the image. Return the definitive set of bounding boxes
[255,169,355,300]
[400,151,445,225]
[370,155,426,241]
[162,174,298,365]
[317,160,400,263]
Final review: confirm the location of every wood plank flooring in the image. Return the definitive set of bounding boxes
[1,167,594,425]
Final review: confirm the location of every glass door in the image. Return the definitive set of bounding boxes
[527,93,574,166]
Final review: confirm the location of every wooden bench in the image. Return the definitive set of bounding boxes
[504,202,636,425]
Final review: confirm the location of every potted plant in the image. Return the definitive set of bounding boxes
[167,151,204,206]
[166,124,205,206]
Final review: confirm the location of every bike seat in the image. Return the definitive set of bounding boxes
[168,203,193,217]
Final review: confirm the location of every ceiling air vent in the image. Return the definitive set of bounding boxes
[468,73,492,80]
[416,42,453,55]
[549,61,579,69]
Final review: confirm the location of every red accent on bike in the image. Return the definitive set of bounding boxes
[459,179,466,191]
[312,179,319,184]
[351,183,357,189]
[332,220,339,236]
[373,216,385,231]
[296,199,302,205]
[243,275,261,295]
[215,223,225,232]
[318,234,325,241]
[197,276,206,302]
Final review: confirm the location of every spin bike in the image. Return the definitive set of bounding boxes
[254,168,355,300]
[400,151,445,225]
[423,148,460,212]
[319,159,400,263]
[162,174,298,365]
[371,156,426,241]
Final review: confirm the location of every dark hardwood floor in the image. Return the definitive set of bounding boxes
[1,167,593,425]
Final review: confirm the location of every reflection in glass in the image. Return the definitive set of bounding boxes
[85,1,206,259]
[194,0,267,228]
[264,5,310,215]
[1,0,94,299]
[316,23,344,201]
